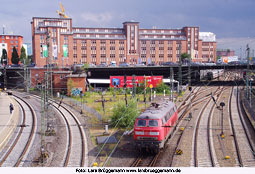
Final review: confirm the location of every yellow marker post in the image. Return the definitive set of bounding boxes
[225,156,230,159]
[93,162,98,167]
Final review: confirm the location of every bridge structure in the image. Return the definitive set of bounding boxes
[0,64,254,89]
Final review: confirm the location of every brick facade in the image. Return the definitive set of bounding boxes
[32,17,217,67]
[67,74,86,96]
[0,34,23,65]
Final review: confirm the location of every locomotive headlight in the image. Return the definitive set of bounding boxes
[135,131,144,135]
[149,132,159,136]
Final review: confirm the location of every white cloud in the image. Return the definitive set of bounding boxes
[80,12,114,26]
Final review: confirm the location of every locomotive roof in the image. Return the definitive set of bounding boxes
[137,100,176,120]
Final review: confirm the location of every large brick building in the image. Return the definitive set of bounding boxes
[31,17,216,67]
[0,34,23,65]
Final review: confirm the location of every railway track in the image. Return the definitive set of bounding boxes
[229,86,255,167]
[0,95,37,167]
[131,152,161,167]
[29,94,87,167]
[170,73,231,167]
[192,86,223,167]
[131,86,222,167]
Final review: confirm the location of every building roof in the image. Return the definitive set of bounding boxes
[0,34,23,38]
[67,73,87,78]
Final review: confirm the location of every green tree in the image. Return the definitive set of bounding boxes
[82,63,89,72]
[110,99,139,128]
[155,82,170,94]
[1,49,8,65]
[20,46,27,64]
[67,79,74,96]
[181,53,191,63]
[11,47,19,64]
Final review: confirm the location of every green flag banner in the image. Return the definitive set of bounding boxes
[63,45,68,57]
[43,45,48,58]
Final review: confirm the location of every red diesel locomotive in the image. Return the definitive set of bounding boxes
[133,100,178,153]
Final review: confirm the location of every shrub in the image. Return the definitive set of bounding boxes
[110,99,139,128]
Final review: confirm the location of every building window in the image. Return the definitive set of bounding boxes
[110,54,115,58]
[141,54,146,58]
[64,36,68,44]
[81,40,87,45]
[141,41,146,45]
[92,40,96,44]
[119,41,124,44]
[81,54,87,58]
[100,54,106,58]
[110,40,115,44]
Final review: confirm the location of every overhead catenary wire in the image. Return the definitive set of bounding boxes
[90,103,132,167]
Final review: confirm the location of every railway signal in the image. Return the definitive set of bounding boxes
[220,102,225,138]
[188,87,192,119]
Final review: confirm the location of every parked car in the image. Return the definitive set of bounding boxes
[147,63,156,66]
[119,63,129,67]
[97,63,107,67]
[10,64,21,67]
[88,63,96,67]
[43,64,55,68]
[27,63,36,67]
[134,63,145,67]
[228,61,241,65]
[161,62,178,66]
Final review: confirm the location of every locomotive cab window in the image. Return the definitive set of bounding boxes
[137,119,147,127]
[148,120,158,127]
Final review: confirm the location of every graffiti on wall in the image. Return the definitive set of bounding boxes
[71,88,82,96]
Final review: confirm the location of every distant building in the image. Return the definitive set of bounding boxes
[31,17,217,67]
[23,43,32,56]
[22,44,28,57]
[199,32,217,62]
[0,34,23,64]
[217,49,235,57]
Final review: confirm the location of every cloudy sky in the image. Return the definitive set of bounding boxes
[1,0,255,57]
